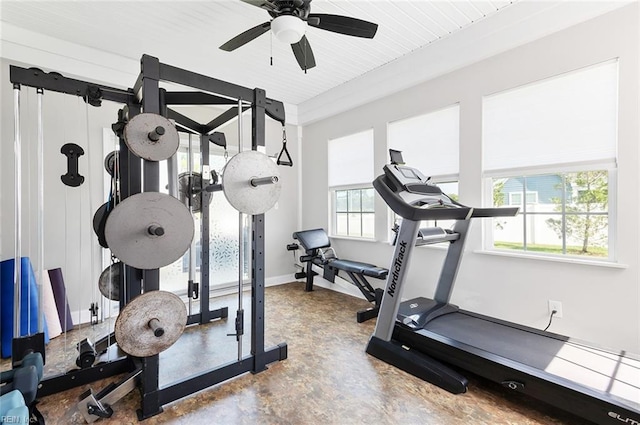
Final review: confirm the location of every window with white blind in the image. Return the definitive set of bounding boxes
[483,60,618,260]
[328,129,375,238]
[388,104,459,179]
[387,104,460,231]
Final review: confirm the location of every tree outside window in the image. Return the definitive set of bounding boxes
[545,171,608,255]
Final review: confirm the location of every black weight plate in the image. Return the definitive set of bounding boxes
[177,172,212,213]
[93,203,111,249]
[98,262,123,301]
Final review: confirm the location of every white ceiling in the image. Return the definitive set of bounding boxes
[1,1,515,99]
[0,1,631,124]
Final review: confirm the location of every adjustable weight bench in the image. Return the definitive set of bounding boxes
[292,228,388,323]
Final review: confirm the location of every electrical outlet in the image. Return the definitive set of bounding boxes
[548,300,563,318]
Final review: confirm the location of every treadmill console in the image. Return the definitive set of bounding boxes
[376,150,518,221]
[384,150,448,200]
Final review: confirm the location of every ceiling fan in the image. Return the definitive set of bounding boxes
[220,0,378,72]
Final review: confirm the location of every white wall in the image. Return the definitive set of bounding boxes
[0,58,300,320]
[300,4,640,353]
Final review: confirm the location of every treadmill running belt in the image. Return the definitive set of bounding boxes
[412,311,640,411]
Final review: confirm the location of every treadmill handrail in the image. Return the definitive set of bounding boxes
[373,175,519,221]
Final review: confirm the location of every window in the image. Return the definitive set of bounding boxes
[484,60,618,260]
[334,188,375,238]
[388,105,460,233]
[328,129,374,238]
[387,104,459,177]
[158,136,203,293]
[492,171,610,257]
[158,136,250,291]
[422,180,459,230]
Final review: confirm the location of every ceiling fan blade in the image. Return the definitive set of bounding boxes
[307,14,378,38]
[219,21,271,51]
[291,35,316,71]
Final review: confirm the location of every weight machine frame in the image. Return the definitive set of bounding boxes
[10,54,288,419]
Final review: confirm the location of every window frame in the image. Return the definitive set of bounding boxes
[327,128,375,240]
[484,162,617,262]
[386,103,461,243]
[330,185,376,239]
[481,60,619,263]
[386,104,460,177]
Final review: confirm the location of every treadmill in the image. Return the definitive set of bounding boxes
[366,150,640,425]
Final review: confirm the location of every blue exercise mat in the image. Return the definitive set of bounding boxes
[0,257,49,358]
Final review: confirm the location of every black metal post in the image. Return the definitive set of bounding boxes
[119,103,143,306]
[138,54,162,420]
[251,88,267,373]
[200,134,211,322]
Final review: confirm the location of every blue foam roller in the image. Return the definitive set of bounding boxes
[0,257,49,358]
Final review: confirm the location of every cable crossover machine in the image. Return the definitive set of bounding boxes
[9,54,289,421]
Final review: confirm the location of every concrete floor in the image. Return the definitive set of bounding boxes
[3,282,588,424]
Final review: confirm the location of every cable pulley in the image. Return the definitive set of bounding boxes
[123,113,179,161]
[221,150,281,215]
[104,151,118,177]
[104,192,194,270]
[114,290,187,357]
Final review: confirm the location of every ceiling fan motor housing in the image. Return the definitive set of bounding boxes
[271,15,308,44]
[267,0,310,19]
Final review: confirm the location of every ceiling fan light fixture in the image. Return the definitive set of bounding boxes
[271,15,307,44]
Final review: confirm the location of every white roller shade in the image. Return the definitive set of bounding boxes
[387,104,459,177]
[483,60,618,172]
[328,129,374,187]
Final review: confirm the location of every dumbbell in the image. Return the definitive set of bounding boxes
[0,352,43,405]
[0,352,43,382]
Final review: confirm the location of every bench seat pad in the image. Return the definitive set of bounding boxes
[330,259,388,279]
